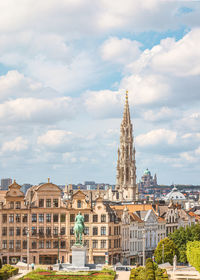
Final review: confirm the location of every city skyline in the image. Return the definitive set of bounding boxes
[0,1,200,185]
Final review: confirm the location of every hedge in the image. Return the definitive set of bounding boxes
[0,264,19,280]
[129,259,168,280]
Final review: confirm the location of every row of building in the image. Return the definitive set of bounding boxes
[0,180,196,266]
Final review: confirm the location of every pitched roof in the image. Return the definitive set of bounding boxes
[110,204,153,212]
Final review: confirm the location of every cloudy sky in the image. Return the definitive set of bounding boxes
[0,0,200,186]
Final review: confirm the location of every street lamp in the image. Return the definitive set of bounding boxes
[57,236,60,264]
[142,229,146,267]
[26,229,30,270]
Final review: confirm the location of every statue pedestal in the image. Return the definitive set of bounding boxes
[72,245,87,267]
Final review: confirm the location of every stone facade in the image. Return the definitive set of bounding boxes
[0,182,122,265]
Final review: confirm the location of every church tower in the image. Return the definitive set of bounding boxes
[116,91,138,202]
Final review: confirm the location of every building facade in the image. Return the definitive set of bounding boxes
[0,181,122,265]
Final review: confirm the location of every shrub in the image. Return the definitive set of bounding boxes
[186,241,200,272]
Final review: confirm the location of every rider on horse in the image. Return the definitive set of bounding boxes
[74,212,85,245]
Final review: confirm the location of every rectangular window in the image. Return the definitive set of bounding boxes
[101,227,106,236]
[46,214,51,223]
[109,227,112,236]
[60,227,65,235]
[60,214,66,223]
[46,227,51,236]
[53,199,58,208]
[61,241,66,249]
[53,227,58,236]
[93,227,98,235]
[9,240,14,249]
[16,202,21,209]
[46,199,51,208]
[2,240,7,249]
[31,227,37,236]
[16,240,21,249]
[93,215,98,223]
[101,214,106,222]
[53,214,58,223]
[2,214,7,223]
[53,241,58,248]
[32,241,37,249]
[46,241,51,249]
[84,227,89,235]
[92,240,98,249]
[23,214,28,223]
[109,239,111,249]
[70,214,75,222]
[39,199,44,207]
[9,214,14,223]
[39,241,44,249]
[70,227,74,235]
[23,240,27,249]
[16,227,21,236]
[39,227,44,236]
[23,227,28,236]
[84,214,89,223]
[9,227,14,236]
[39,214,44,223]
[2,227,7,236]
[101,240,106,249]
[32,214,37,223]
[70,240,75,248]
[16,214,21,223]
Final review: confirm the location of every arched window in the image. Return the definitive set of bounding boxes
[77,200,81,208]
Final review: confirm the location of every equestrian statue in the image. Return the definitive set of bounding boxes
[74,212,85,246]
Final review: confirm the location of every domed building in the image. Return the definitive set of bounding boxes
[138,168,157,190]
[163,187,186,205]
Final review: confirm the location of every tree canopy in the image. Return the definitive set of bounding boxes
[154,237,176,265]
[169,224,200,263]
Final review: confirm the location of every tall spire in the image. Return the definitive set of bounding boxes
[115,90,138,202]
[122,90,131,125]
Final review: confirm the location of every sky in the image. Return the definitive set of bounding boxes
[0,1,200,186]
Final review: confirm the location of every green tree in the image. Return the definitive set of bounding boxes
[186,241,200,272]
[154,238,176,265]
[170,224,200,263]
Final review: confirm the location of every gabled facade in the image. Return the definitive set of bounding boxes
[0,181,122,265]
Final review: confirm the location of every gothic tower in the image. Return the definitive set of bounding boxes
[116,91,138,202]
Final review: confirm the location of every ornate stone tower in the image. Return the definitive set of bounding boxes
[116,91,138,202]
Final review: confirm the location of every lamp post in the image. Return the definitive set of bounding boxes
[26,229,30,270]
[57,236,60,264]
[142,229,146,267]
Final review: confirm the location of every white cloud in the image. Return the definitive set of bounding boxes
[143,107,178,122]
[101,37,141,65]
[151,29,200,76]
[37,130,72,147]
[136,129,177,147]
[1,136,28,153]
[0,97,75,123]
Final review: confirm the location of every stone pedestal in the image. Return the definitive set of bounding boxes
[72,245,87,268]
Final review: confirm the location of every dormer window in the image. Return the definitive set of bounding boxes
[10,202,14,209]
[53,199,58,208]
[16,202,21,209]
[77,200,81,208]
